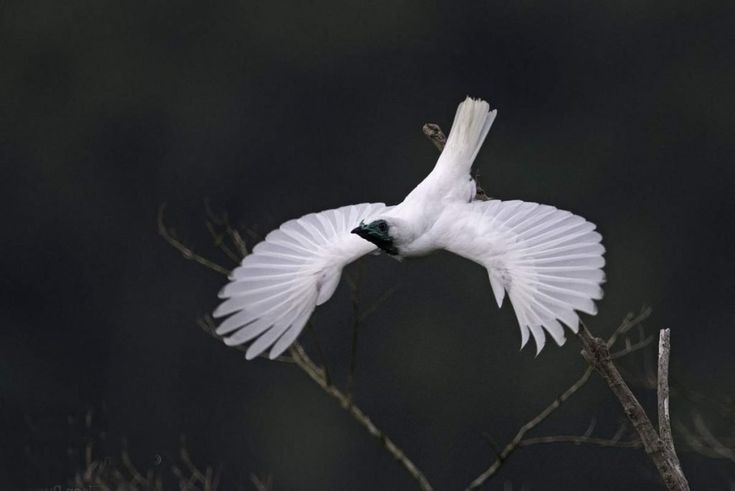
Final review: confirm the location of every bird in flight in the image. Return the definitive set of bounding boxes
[213,97,605,360]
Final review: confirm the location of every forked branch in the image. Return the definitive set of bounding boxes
[573,324,688,490]
[465,309,653,490]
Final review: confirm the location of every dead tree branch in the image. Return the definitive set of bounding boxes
[250,473,273,491]
[658,329,686,480]
[576,324,689,490]
[466,367,594,489]
[465,309,652,490]
[158,204,230,276]
[288,343,434,491]
[422,123,447,152]
[520,435,641,449]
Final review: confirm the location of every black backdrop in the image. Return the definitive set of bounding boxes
[2,1,734,489]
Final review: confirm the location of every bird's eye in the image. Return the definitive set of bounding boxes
[378,222,388,232]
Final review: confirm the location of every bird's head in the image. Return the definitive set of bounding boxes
[351,218,399,255]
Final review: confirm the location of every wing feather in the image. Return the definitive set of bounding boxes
[438,200,605,353]
[214,203,388,359]
[268,299,317,359]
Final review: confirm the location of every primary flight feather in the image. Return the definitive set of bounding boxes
[214,97,605,360]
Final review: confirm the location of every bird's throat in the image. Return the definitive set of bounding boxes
[374,238,399,256]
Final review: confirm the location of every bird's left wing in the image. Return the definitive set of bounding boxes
[436,200,605,353]
[214,202,388,360]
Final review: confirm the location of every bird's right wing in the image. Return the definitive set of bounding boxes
[437,200,605,353]
[213,202,388,360]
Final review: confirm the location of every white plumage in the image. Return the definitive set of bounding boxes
[214,97,605,359]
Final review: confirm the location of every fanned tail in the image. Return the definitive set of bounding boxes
[436,97,497,176]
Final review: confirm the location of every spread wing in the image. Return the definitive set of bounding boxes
[213,202,388,360]
[437,200,605,353]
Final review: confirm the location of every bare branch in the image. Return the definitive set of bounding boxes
[305,321,332,383]
[158,204,230,276]
[466,367,594,490]
[466,309,656,489]
[289,343,434,491]
[610,334,655,359]
[658,329,683,477]
[358,285,398,323]
[576,323,689,490]
[606,306,652,348]
[673,386,735,424]
[422,123,446,152]
[205,220,241,264]
[120,440,149,487]
[229,228,249,258]
[520,435,641,449]
[194,316,431,489]
[250,473,273,491]
[203,199,249,258]
[582,417,597,438]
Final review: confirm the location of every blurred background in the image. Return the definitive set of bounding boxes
[1,0,734,489]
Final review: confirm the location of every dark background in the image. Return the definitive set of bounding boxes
[2,0,734,489]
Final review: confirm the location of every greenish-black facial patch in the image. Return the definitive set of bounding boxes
[351,219,398,255]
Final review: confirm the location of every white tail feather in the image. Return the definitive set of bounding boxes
[436,97,497,176]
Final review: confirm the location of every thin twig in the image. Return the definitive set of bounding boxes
[422,123,447,152]
[289,343,434,491]
[610,334,654,359]
[466,367,593,490]
[203,199,249,258]
[180,438,208,485]
[606,307,653,348]
[205,220,241,264]
[359,285,399,323]
[229,228,249,258]
[120,440,149,487]
[306,321,332,384]
[158,204,230,276]
[194,315,431,489]
[673,385,735,423]
[250,473,273,491]
[520,435,641,448]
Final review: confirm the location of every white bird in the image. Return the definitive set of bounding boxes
[214,97,605,360]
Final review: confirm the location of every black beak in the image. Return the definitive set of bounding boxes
[351,220,366,235]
